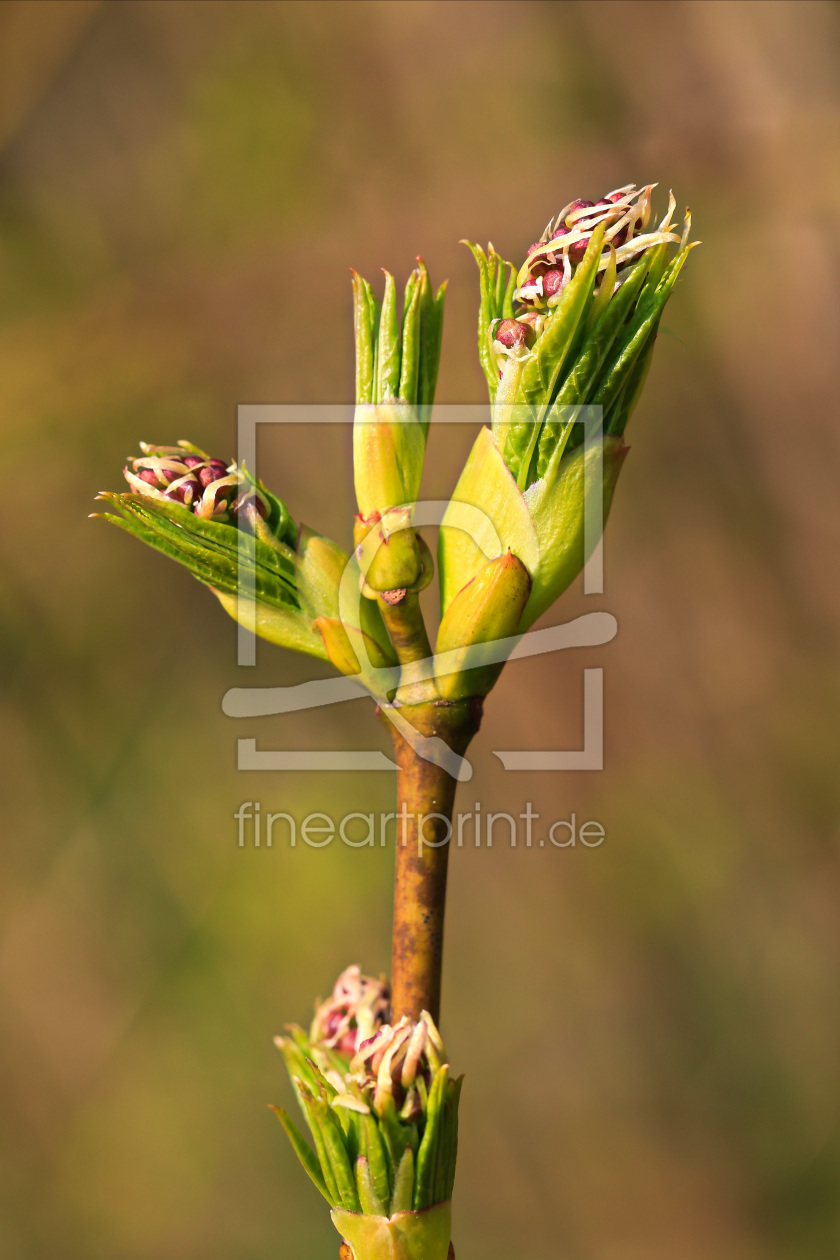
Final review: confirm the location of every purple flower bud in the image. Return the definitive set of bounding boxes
[356,1032,377,1057]
[310,965,391,1057]
[542,268,567,299]
[568,237,590,265]
[550,224,569,241]
[495,318,532,349]
[232,492,268,521]
[565,198,595,226]
[349,1010,448,1117]
[593,197,629,248]
[521,245,549,281]
[557,200,597,264]
[165,476,202,506]
[124,444,259,525]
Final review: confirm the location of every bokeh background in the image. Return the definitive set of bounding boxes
[2,2,839,1257]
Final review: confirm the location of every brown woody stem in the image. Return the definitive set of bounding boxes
[382,699,481,1023]
[374,574,482,1024]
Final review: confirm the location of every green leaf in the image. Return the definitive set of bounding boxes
[270,1107,334,1206]
[362,1113,393,1207]
[605,317,659,437]
[238,464,296,546]
[417,276,446,433]
[521,434,628,629]
[501,260,517,319]
[304,1055,341,1100]
[376,271,401,403]
[356,1155,387,1217]
[506,222,606,488]
[584,243,617,335]
[298,1088,342,1205]
[462,241,513,402]
[102,492,298,594]
[444,1077,462,1202]
[373,1096,404,1185]
[98,502,294,612]
[535,251,652,477]
[434,552,531,701]
[330,1201,452,1260]
[462,241,494,400]
[593,244,696,417]
[390,1145,415,1215]
[413,1066,448,1211]
[294,526,347,621]
[399,268,423,405]
[353,403,426,517]
[212,592,330,659]
[313,1096,361,1213]
[352,270,376,405]
[437,426,539,615]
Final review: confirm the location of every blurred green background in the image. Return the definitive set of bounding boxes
[2,2,839,1257]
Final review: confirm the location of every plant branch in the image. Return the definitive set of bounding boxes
[377,589,432,666]
[383,699,482,1024]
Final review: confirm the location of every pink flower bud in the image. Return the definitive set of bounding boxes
[310,965,391,1057]
[542,268,566,299]
[495,318,532,349]
[594,196,628,247]
[564,198,595,226]
[164,476,201,506]
[232,492,268,521]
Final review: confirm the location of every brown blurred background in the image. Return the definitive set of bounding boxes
[1,1,839,1257]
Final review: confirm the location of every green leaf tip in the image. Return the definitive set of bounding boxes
[352,260,447,412]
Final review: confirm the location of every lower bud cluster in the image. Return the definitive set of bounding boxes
[310,965,391,1056]
[273,967,461,1260]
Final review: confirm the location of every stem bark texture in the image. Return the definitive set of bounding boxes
[385,700,480,1023]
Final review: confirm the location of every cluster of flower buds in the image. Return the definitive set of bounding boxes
[310,965,391,1056]
[348,1010,450,1127]
[435,186,697,699]
[515,185,652,309]
[273,974,459,1259]
[98,186,695,721]
[123,441,270,526]
[98,439,400,686]
[478,185,688,386]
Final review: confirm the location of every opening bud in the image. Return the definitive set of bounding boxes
[311,966,391,1057]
